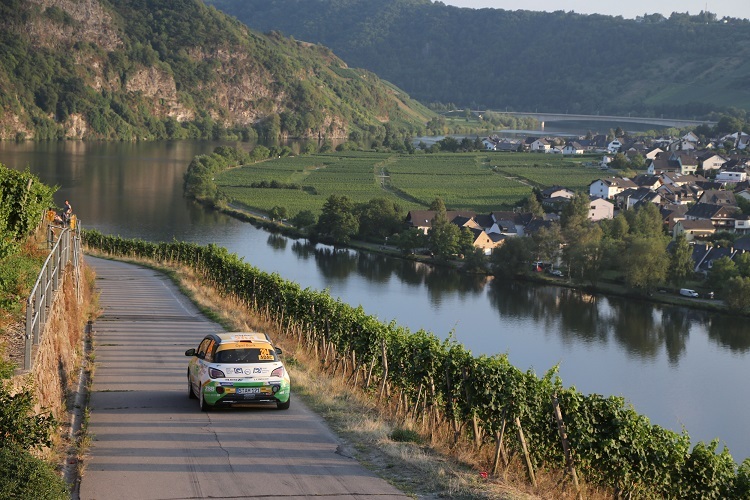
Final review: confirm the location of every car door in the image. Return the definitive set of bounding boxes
[190,337,214,395]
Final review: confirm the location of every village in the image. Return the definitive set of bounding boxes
[406,129,750,276]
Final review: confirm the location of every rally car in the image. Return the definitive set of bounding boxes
[186,332,291,411]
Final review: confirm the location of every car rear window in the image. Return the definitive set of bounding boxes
[215,347,277,363]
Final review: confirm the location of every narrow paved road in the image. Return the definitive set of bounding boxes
[79,257,409,500]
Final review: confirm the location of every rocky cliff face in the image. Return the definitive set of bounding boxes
[0,0,422,141]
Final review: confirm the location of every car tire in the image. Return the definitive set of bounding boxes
[188,373,196,399]
[276,397,291,410]
[200,391,211,412]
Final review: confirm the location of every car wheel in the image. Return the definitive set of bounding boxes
[200,390,211,412]
[188,373,196,399]
[276,397,291,410]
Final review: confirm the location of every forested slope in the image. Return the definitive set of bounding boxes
[208,0,750,118]
[0,0,431,141]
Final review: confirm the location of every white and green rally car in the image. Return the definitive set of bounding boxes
[186,332,291,411]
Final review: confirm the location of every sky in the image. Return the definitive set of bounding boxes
[442,0,747,20]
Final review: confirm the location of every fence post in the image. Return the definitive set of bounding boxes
[25,297,33,369]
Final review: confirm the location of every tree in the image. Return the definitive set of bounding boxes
[707,256,738,292]
[627,202,664,238]
[429,197,446,212]
[428,210,462,261]
[463,247,488,273]
[531,223,562,264]
[393,228,425,255]
[668,234,695,287]
[724,276,750,311]
[610,153,629,169]
[290,210,316,229]
[734,252,750,278]
[490,237,533,278]
[356,198,404,240]
[630,154,646,170]
[563,225,605,285]
[523,193,544,217]
[600,213,629,241]
[560,193,590,232]
[622,236,668,291]
[269,206,287,221]
[315,195,359,245]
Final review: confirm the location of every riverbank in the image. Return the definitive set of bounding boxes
[209,198,743,318]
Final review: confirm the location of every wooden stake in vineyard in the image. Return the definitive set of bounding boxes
[552,394,582,499]
[515,417,537,488]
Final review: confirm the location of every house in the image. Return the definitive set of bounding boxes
[466,227,503,255]
[697,151,727,172]
[697,189,737,206]
[607,140,623,154]
[589,177,638,200]
[735,215,750,234]
[632,174,662,190]
[406,210,476,234]
[660,204,689,231]
[588,198,614,221]
[482,138,497,151]
[644,147,663,160]
[562,141,585,155]
[684,203,739,231]
[616,187,661,210]
[673,219,716,241]
[541,186,575,200]
[496,140,520,152]
[716,165,748,184]
[529,138,551,152]
[647,157,682,175]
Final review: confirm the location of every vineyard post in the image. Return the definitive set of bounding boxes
[472,412,482,449]
[365,356,375,389]
[515,417,537,488]
[377,338,388,402]
[552,394,581,499]
[491,418,508,476]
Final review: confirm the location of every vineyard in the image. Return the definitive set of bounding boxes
[209,150,604,217]
[82,231,750,499]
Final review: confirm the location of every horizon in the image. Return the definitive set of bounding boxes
[442,0,747,21]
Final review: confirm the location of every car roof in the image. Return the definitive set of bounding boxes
[212,332,274,349]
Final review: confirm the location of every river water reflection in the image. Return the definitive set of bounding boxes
[2,140,748,461]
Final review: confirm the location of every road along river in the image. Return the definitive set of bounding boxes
[78,257,409,500]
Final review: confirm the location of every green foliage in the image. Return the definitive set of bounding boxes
[0,0,431,141]
[208,0,750,117]
[724,276,750,311]
[0,165,56,257]
[0,446,68,500]
[82,231,747,497]
[668,234,695,287]
[0,386,57,451]
[315,194,359,245]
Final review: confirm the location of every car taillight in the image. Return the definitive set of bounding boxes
[209,367,225,379]
[271,366,285,378]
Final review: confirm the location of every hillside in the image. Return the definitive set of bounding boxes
[207,0,750,119]
[0,0,432,141]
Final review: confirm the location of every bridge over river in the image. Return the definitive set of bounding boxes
[483,111,716,130]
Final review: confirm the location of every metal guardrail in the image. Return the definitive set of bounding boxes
[22,221,82,371]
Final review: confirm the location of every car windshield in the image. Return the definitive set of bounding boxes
[215,347,277,363]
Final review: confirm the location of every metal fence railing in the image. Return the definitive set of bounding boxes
[22,221,82,371]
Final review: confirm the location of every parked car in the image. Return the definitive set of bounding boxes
[548,269,564,277]
[186,332,291,411]
[679,288,699,298]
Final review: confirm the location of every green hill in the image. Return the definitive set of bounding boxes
[0,0,432,141]
[207,0,750,119]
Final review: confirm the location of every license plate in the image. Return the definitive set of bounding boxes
[236,387,261,394]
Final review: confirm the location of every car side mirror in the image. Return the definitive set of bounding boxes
[185,348,196,356]
[275,347,283,355]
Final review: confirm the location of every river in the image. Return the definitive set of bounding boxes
[2,139,748,461]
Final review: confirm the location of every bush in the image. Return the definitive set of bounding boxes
[0,446,68,500]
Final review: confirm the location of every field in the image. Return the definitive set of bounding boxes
[214,151,606,217]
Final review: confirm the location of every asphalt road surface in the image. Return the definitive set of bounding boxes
[78,257,409,500]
